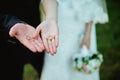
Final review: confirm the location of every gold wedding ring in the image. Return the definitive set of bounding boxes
[26,35,31,40]
[47,35,54,40]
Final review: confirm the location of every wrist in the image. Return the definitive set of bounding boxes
[46,17,57,22]
[45,19,58,25]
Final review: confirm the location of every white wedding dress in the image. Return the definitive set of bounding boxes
[40,0,108,80]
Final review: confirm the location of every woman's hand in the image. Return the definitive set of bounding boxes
[33,20,59,55]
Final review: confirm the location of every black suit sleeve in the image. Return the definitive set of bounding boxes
[0,14,24,42]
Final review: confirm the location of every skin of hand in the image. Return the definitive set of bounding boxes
[9,23,44,53]
[32,0,58,55]
[33,20,59,55]
[80,21,93,49]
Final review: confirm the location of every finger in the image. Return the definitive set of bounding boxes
[30,40,41,51]
[37,37,44,50]
[21,38,37,52]
[33,39,44,52]
[42,37,49,52]
[9,26,17,37]
[32,25,42,38]
[47,39,54,55]
[55,35,59,47]
[48,40,54,55]
[16,35,37,52]
[32,35,44,50]
[51,39,57,53]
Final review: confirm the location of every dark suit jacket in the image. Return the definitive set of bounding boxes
[0,0,44,79]
[0,0,41,41]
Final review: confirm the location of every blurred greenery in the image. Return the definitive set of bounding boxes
[23,0,120,80]
[23,64,39,80]
[97,0,120,80]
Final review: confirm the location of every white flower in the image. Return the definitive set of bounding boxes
[80,45,90,57]
[72,52,103,73]
[86,64,93,71]
[72,54,83,70]
[98,54,103,62]
[89,59,98,68]
[77,59,83,68]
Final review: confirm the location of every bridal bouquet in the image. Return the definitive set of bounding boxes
[72,46,103,74]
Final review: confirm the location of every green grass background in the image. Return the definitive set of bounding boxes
[23,0,120,80]
[97,0,120,80]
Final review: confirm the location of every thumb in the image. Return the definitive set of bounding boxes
[32,24,42,38]
[9,26,17,37]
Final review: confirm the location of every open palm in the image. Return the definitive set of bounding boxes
[9,23,44,52]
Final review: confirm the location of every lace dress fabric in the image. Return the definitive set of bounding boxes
[40,0,108,80]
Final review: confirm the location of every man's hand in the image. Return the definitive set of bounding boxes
[9,23,44,53]
[33,20,59,55]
